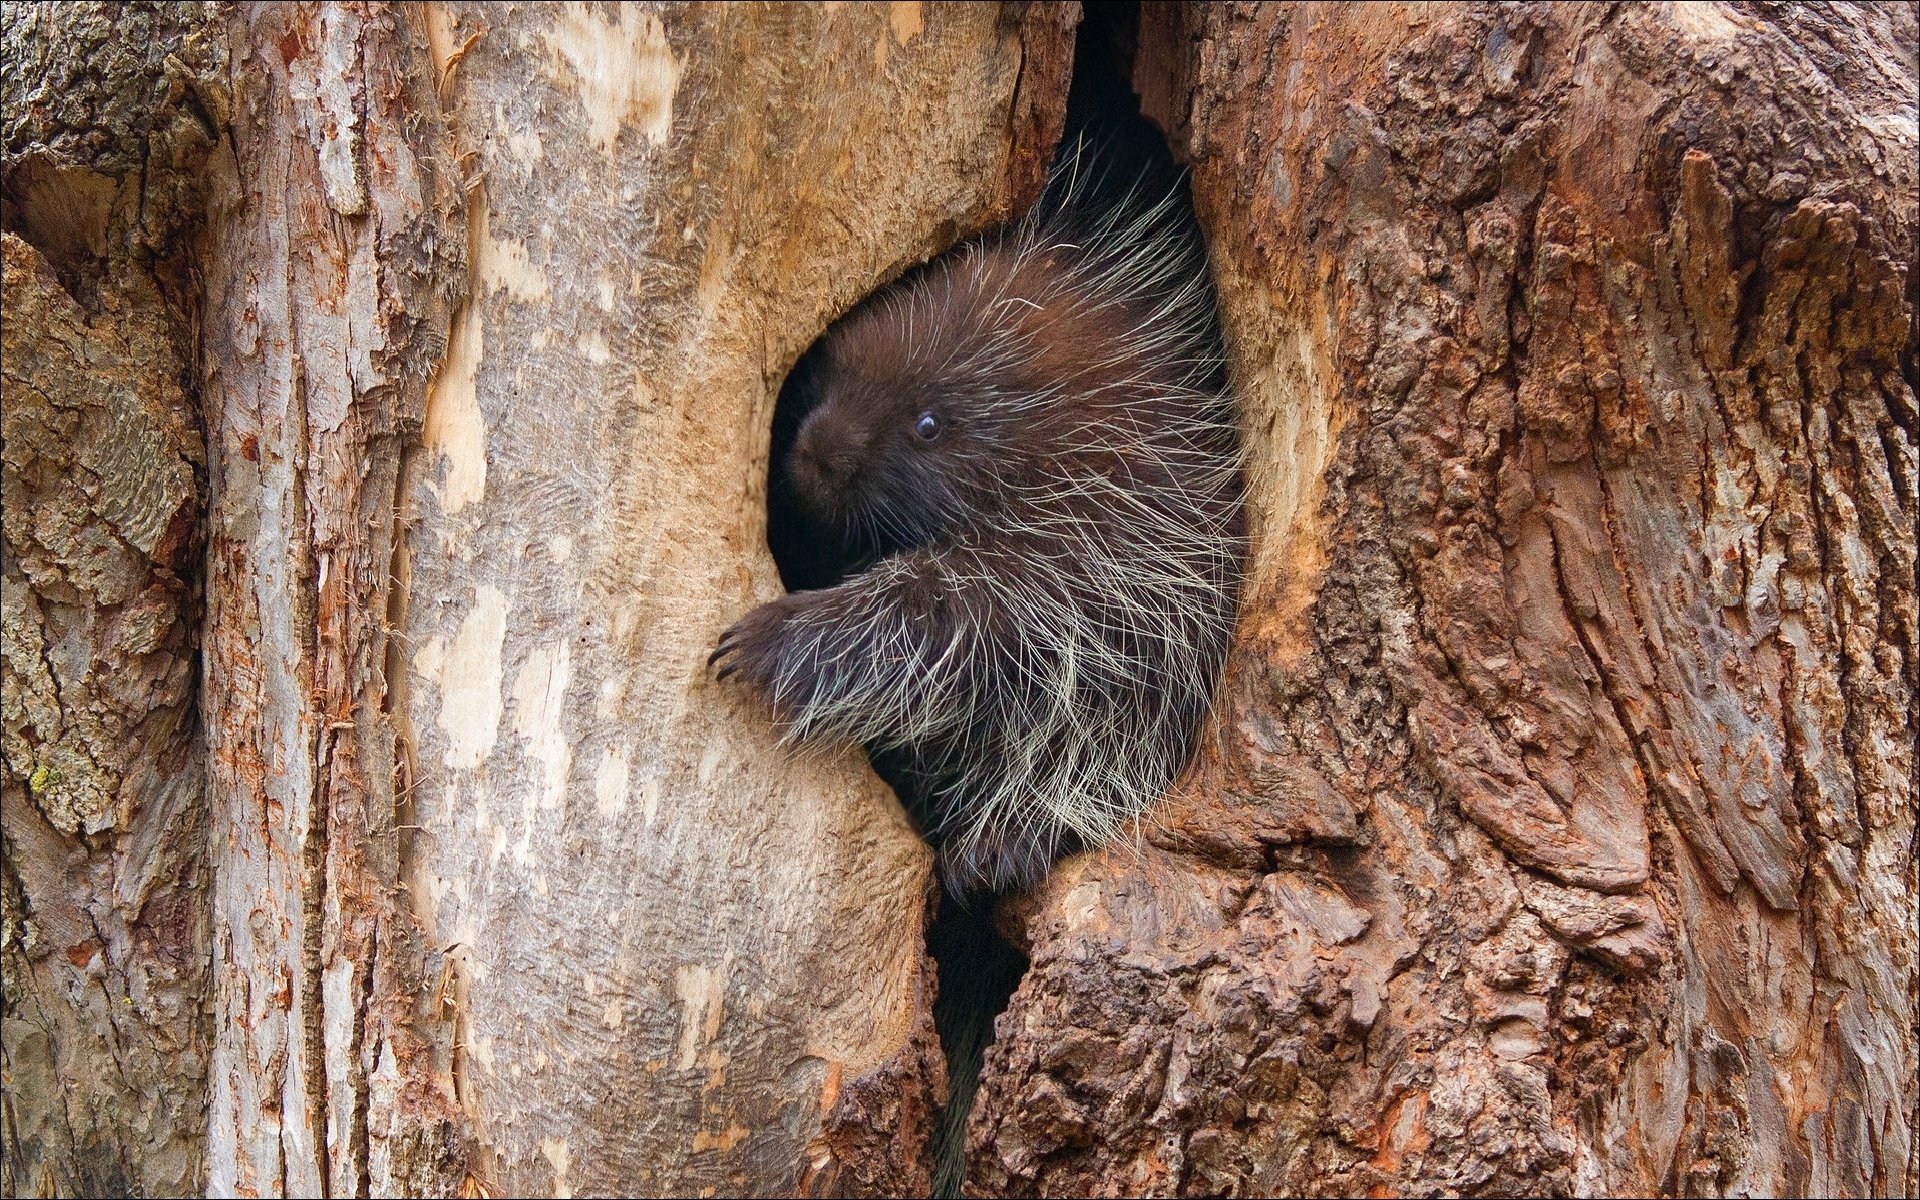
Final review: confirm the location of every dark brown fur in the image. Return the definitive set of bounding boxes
[714,179,1244,897]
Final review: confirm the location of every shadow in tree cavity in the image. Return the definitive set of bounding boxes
[760,3,1204,1193]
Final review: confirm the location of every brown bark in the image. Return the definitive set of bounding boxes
[192,4,468,1194]
[393,5,1071,1195]
[1,5,224,1194]
[4,3,1913,1198]
[971,3,1917,1197]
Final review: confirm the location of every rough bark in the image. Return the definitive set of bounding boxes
[971,4,1917,1197]
[1,5,225,1194]
[193,4,466,1195]
[4,3,1913,1198]
[394,4,1071,1195]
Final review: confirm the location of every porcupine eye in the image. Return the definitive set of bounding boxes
[913,412,941,441]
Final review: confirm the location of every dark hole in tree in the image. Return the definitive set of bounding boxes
[762,3,1196,1190]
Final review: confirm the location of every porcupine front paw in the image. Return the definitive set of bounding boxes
[709,593,809,703]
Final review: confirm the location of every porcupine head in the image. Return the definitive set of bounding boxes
[713,157,1246,898]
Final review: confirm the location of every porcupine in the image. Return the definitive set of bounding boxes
[711,145,1244,1192]
[712,151,1245,895]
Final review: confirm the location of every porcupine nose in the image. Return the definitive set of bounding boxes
[793,410,857,495]
[789,442,834,498]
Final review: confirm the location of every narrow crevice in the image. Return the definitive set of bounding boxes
[928,895,1029,1197]
[761,3,1200,1193]
[290,361,334,1200]
[350,925,378,1200]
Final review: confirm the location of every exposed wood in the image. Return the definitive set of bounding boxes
[971,4,1917,1196]
[392,4,1072,1194]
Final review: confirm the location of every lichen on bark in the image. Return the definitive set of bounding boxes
[2,236,203,836]
[1,3,224,1194]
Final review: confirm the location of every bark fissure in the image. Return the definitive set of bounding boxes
[969,4,1915,1195]
[302,725,334,1200]
[199,4,468,1193]
[2,3,221,1183]
[3,3,1910,1195]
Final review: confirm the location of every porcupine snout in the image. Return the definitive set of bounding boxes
[788,406,864,514]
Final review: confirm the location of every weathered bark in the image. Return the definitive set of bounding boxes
[4,3,1913,1198]
[191,4,469,1195]
[1,5,225,1194]
[393,5,1071,1195]
[972,3,1917,1197]
[180,1,1075,1197]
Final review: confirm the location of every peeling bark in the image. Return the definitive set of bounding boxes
[3,3,1912,1198]
[1,5,224,1194]
[972,4,1917,1197]
[194,4,466,1194]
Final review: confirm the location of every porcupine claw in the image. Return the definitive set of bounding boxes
[711,595,805,682]
[709,627,745,683]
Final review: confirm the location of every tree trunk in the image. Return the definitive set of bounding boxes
[1,3,1912,1198]
[973,3,1918,1197]
[11,2,1075,1196]
[3,5,223,1194]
